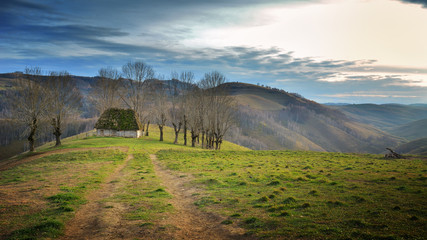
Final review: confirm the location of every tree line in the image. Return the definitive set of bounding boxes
[92,61,236,150]
[7,67,82,151]
[7,61,235,152]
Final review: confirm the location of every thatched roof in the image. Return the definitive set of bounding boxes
[95,108,141,131]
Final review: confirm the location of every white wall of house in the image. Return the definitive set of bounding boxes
[96,129,142,138]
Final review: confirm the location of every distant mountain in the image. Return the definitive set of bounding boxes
[323,103,351,106]
[395,138,427,156]
[389,119,427,141]
[223,82,402,153]
[331,104,427,131]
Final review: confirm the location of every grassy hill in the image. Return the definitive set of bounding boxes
[0,126,425,239]
[395,138,427,156]
[390,118,427,141]
[224,82,402,153]
[332,104,427,131]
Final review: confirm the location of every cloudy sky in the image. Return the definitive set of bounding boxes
[1,0,426,104]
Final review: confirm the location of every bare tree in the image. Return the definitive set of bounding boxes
[121,61,155,128]
[187,88,203,147]
[199,71,234,150]
[152,80,168,141]
[91,67,122,115]
[169,72,183,144]
[212,94,236,149]
[47,71,82,147]
[7,67,49,152]
[179,71,195,146]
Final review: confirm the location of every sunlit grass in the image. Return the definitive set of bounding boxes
[157,150,427,239]
[0,150,127,239]
[1,125,425,239]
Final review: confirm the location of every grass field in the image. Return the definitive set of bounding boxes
[0,126,425,239]
[157,150,426,239]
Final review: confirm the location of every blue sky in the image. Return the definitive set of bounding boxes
[1,0,426,104]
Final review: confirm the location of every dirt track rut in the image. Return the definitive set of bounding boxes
[150,154,251,240]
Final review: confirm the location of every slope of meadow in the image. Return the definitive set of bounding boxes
[0,126,425,239]
[395,138,427,156]
[224,82,402,153]
[333,104,427,131]
[390,119,427,141]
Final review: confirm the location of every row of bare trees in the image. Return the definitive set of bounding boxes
[7,61,235,152]
[92,61,236,150]
[7,67,82,151]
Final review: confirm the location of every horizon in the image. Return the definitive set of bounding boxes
[1,71,426,105]
[1,0,426,104]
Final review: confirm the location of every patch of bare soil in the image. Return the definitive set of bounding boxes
[60,153,142,240]
[150,154,253,240]
[0,146,129,171]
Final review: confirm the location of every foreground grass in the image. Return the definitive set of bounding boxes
[0,149,126,239]
[0,126,246,239]
[157,150,427,239]
[1,125,425,239]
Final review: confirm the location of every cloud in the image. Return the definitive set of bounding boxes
[1,0,426,104]
[398,0,427,8]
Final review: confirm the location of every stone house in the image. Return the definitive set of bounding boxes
[94,108,142,138]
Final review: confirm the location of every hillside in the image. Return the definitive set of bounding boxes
[395,138,427,156]
[331,103,427,131]
[223,82,402,153]
[0,73,417,154]
[389,118,427,141]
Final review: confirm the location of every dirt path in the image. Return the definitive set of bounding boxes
[150,154,252,240]
[60,153,140,240]
[0,147,128,171]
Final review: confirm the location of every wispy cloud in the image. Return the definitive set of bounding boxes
[398,0,427,8]
[0,0,426,104]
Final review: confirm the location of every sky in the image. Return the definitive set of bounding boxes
[1,0,426,104]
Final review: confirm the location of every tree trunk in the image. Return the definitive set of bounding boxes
[172,122,181,144]
[201,131,205,148]
[159,125,163,141]
[28,132,35,152]
[28,118,37,152]
[145,121,150,136]
[53,116,62,147]
[183,115,187,146]
[141,123,145,136]
[54,132,61,146]
[191,131,197,147]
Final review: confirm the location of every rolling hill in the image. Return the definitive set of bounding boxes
[0,73,417,154]
[395,138,427,156]
[223,82,403,153]
[389,118,427,141]
[330,103,427,131]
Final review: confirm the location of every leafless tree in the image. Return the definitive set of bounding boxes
[121,61,154,128]
[152,80,168,141]
[7,67,49,152]
[168,71,183,144]
[187,88,203,147]
[46,71,82,146]
[179,71,195,146]
[199,71,235,150]
[91,67,122,115]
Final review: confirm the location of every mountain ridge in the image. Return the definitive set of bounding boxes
[0,73,421,154]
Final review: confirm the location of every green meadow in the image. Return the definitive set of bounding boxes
[0,126,425,239]
[157,150,426,239]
